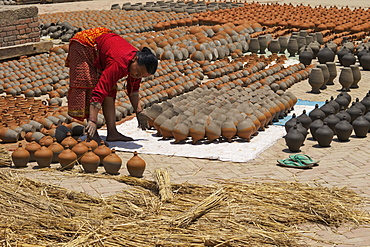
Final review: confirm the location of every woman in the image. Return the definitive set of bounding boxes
[66,27,158,143]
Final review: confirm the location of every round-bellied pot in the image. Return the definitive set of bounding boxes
[315,122,334,147]
[126,151,146,178]
[12,142,30,168]
[80,147,100,173]
[352,115,370,138]
[58,145,77,170]
[285,125,305,152]
[334,116,353,142]
[102,149,122,175]
[34,144,53,168]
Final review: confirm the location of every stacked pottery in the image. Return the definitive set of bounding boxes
[80,147,100,173]
[102,149,122,175]
[285,125,305,152]
[11,142,30,168]
[126,151,146,178]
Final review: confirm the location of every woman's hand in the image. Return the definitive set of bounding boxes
[137,111,149,130]
[86,120,97,138]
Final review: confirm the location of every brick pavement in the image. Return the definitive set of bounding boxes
[4,57,370,246]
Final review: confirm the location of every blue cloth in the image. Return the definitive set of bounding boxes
[273,99,325,126]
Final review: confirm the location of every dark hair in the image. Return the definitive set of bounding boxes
[136,47,158,75]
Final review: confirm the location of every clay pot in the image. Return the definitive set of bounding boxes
[221,119,237,142]
[82,139,98,151]
[34,144,53,168]
[237,118,255,142]
[205,121,221,143]
[48,138,64,163]
[346,103,363,123]
[39,130,54,147]
[317,44,335,64]
[189,123,205,144]
[338,67,354,92]
[334,116,353,141]
[80,147,100,173]
[284,113,298,133]
[126,151,146,178]
[315,122,334,147]
[58,145,77,170]
[335,93,350,110]
[61,132,78,149]
[299,47,313,66]
[350,65,361,89]
[72,139,89,159]
[285,125,305,152]
[317,64,330,90]
[0,127,20,143]
[352,115,370,138]
[94,140,111,165]
[360,93,370,113]
[25,139,41,162]
[326,62,337,85]
[341,52,356,67]
[12,142,30,168]
[102,149,122,175]
[310,116,324,140]
[297,110,312,129]
[287,37,298,57]
[278,36,288,54]
[308,68,324,94]
[359,51,370,70]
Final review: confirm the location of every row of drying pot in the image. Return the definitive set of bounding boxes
[11,136,146,177]
[117,0,244,13]
[39,21,82,42]
[143,83,296,144]
[285,91,370,151]
[39,8,191,36]
[0,52,69,102]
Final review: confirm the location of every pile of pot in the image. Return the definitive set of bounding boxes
[285,91,370,151]
[143,83,297,144]
[39,8,191,35]
[39,21,81,42]
[0,51,69,104]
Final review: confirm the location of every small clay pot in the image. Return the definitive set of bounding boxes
[126,151,146,178]
[102,149,122,175]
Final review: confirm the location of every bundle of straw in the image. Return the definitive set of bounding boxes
[0,144,11,167]
[153,168,173,202]
[171,187,226,228]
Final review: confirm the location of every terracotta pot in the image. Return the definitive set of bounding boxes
[12,142,30,168]
[34,144,53,168]
[82,139,98,151]
[61,132,78,149]
[102,149,122,175]
[25,139,41,162]
[126,151,146,178]
[0,127,20,143]
[58,145,77,170]
[80,147,100,173]
[48,138,64,163]
[72,139,89,159]
[94,141,111,165]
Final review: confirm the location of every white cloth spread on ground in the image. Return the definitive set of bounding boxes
[98,99,324,163]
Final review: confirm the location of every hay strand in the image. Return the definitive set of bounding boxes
[0,170,369,246]
[171,187,226,228]
[153,168,173,202]
[0,144,12,167]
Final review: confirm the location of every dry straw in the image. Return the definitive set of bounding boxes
[0,144,11,167]
[0,170,369,246]
[153,168,174,202]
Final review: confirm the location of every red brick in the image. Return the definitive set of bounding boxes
[28,22,39,28]
[29,32,40,38]
[3,26,16,31]
[7,41,14,46]
[16,24,27,30]
[25,28,32,33]
[14,40,22,45]
[4,36,16,42]
[17,34,29,40]
[19,29,26,35]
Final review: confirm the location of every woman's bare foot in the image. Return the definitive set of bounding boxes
[106,132,133,142]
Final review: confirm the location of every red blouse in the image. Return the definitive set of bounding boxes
[92,33,141,104]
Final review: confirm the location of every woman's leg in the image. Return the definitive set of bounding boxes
[103,96,133,141]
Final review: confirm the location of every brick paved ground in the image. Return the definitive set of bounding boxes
[5,56,370,246]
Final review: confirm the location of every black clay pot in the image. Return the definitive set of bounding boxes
[352,115,370,138]
[309,116,324,140]
[328,96,340,113]
[341,52,356,67]
[315,122,334,147]
[317,44,335,64]
[309,104,326,122]
[299,47,313,66]
[334,116,353,141]
[346,103,363,123]
[360,93,370,113]
[284,113,298,133]
[335,93,350,109]
[285,125,305,152]
[297,110,312,130]
[360,53,370,70]
[323,112,340,134]
[320,100,336,117]
[337,46,350,65]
